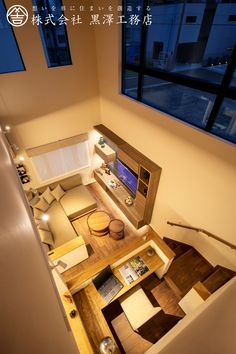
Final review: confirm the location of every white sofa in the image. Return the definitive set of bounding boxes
[27,174,97,251]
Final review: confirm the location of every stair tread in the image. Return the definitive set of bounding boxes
[203,265,235,293]
[163,237,192,258]
[166,248,214,297]
[163,237,235,297]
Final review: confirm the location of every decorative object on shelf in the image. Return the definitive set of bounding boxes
[69,309,77,318]
[99,337,116,354]
[30,187,38,196]
[105,167,110,175]
[98,136,105,148]
[16,163,30,184]
[17,166,26,175]
[147,246,155,257]
[20,175,30,184]
[125,195,133,206]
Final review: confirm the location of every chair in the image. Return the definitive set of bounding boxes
[109,219,125,240]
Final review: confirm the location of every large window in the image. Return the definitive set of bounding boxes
[33,0,72,67]
[0,0,25,74]
[30,140,90,181]
[122,0,236,144]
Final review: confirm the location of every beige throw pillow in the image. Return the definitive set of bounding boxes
[34,197,50,212]
[29,195,40,207]
[33,208,44,220]
[51,184,65,201]
[41,187,55,205]
[38,228,54,247]
[37,221,50,232]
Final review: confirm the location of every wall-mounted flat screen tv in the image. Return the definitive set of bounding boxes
[117,159,138,196]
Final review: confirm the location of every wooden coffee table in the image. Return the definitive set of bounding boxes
[87,210,111,236]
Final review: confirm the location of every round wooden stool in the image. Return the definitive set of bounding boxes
[109,219,125,240]
[87,210,110,236]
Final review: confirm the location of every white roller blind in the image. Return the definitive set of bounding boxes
[31,141,90,181]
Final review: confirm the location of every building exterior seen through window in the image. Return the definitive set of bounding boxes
[33,0,72,67]
[0,0,25,74]
[122,0,236,144]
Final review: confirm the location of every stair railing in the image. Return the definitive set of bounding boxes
[167,221,236,250]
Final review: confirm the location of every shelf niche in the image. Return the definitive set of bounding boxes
[94,143,116,164]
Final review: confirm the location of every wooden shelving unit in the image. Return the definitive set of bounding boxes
[138,165,150,198]
[94,124,162,228]
[94,143,116,163]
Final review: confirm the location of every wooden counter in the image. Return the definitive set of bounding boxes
[72,246,164,353]
[63,229,175,354]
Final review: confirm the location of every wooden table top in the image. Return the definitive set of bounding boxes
[87,210,110,232]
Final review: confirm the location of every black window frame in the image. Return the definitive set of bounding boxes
[0,0,26,74]
[121,0,236,145]
[186,15,197,23]
[33,0,72,68]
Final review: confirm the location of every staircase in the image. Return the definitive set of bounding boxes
[163,237,235,299]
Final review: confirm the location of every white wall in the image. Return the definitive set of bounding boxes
[94,0,236,270]
[0,130,79,354]
[0,0,101,187]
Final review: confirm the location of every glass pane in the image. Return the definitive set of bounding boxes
[33,0,72,68]
[145,1,235,84]
[123,70,139,99]
[230,67,236,88]
[123,0,143,65]
[210,98,236,143]
[142,76,216,128]
[0,0,25,74]
[31,142,89,181]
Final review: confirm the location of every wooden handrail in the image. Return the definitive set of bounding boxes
[167,221,236,250]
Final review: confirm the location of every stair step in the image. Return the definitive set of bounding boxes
[166,248,214,297]
[164,276,182,300]
[163,237,192,259]
[203,265,236,294]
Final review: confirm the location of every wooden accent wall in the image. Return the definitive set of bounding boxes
[94,124,162,228]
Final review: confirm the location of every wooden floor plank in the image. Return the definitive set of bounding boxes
[63,182,148,282]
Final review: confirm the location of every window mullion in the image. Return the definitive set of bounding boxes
[137,0,149,101]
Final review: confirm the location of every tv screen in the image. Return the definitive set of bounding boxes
[117,159,138,195]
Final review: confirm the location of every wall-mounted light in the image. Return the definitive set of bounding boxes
[4,125,11,133]
[42,214,49,221]
[19,156,25,162]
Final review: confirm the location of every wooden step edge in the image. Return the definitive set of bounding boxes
[193,281,211,300]
[171,247,195,263]
[164,276,182,300]
[215,264,236,276]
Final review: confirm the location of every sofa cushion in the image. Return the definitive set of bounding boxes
[51,184,65,201]
[37,220,50,232]
[38,228,54,247]
[33,208,44,220]
[41,187,55,204]
[34,197,50,212]
[60,185,97,220]
[30,195,40,207]
[47,200,77,248]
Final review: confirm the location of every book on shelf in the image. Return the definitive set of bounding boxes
[119,256,149,285]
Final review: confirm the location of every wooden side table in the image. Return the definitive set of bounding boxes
[109,219,125,240]
[87,210,111,236]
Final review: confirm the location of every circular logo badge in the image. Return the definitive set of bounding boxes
[6,5,28,27]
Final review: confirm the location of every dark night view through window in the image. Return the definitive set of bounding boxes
[122,0,236,144]
[0,0,25,74]
[33,0,72,67]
